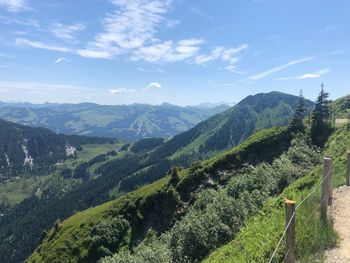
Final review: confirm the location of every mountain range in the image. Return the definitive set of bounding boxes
[0,102,229,142]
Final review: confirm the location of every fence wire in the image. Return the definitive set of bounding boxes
[267,168,332,263]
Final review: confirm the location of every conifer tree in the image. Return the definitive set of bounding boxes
[289,90,306,133]
[169,166,180,186]
[310,84,331,146]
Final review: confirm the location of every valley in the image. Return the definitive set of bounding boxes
[0,90,348,263]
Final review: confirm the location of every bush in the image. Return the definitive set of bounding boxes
[88,217,130,262]
[101,135,321,263]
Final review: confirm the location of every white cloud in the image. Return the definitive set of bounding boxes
[109,88,135,94]
[195,44,248,73]
[54,57,71,63]
[142,82,162,91]
[148,82,162,89]
[195,44,248,65]
[132,39,203,63]
[248,57,314,80]
[16,38,71,52]
[50,22,85,42]
[276,68,330,81]
[0,0,27,12]
[77,49,113,59]
[80,0,173,58]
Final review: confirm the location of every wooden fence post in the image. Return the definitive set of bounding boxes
[321,157,332,220]
[328,158,333,206]
[346,151,350,186]
[285,199,296,263]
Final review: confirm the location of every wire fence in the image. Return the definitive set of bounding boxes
[268,167,333,263]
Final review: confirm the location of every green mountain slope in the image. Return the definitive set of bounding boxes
[204,125,350,263]
[26,126,295,263]
[0,102,229,142]
[153,91,314,160]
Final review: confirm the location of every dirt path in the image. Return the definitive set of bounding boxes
[324,186,350,263]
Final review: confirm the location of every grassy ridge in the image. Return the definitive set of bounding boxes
[204,126,350,262]
[27,127,292,263]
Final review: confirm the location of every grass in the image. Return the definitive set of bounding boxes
[0,175,49,205]
[204,127,350,263]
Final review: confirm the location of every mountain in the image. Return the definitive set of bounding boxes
[152,91,314,160]
[0,102,229,142]
[192,101,234,109]
[0,118,116,176]
[0,91,313,262]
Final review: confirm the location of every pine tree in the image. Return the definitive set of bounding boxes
[310,84,332,146]
[169,166,180,186]
[289,90,306,133]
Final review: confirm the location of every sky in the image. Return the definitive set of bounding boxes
[0,0,349,106]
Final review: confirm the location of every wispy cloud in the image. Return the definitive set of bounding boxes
[190,7,213,20]
[109,88,135,94]
[77,49,113,59]
[54,57,71,63]
[9,0,247,71]
[0,52,11,58]
[0,15,40,27]
[248,57,314,80]
[195,44,248,72]
[0,0,27,12]
[132,39,203,63]
[50,22,85,42]
[0,80,87,93]
[79,0,173,58]
[16,38,71,52]
[165,19,180,28]
[276,68,330,81]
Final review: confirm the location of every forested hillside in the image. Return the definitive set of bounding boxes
[0,102,228,142]
[0,118,115,176]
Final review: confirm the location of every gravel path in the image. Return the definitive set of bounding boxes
[324,186,350,263]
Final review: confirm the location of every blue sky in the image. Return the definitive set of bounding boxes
[0,0,349,105]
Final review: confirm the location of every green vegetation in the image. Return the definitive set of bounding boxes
[160,91,314,160]
[101,135,321,263]
[26,126,297,263]
[332,94,350,118]
[0,118,116,176]
[204,126,350,262]
[311,86,332,146]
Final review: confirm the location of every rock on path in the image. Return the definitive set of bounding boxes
[324,186,350,263]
